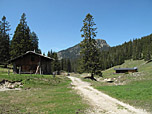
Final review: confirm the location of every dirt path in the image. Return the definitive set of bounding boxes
[68,76,149,114]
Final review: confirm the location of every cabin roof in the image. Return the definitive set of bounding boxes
[9,51,54,63]
[114,67,138,71]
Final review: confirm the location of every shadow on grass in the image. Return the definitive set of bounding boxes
[84,76,97,81]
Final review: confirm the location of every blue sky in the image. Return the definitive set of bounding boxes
[0,0,152,53]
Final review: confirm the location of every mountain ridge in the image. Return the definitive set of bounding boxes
[57,39,110,60]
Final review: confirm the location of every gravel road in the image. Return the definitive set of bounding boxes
[68,76,149,114]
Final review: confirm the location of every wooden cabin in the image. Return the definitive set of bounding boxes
[114,67,138,73]
[9,51,54,74]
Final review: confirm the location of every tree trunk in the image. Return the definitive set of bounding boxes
[91,73,94,79]
[4,64,7,68]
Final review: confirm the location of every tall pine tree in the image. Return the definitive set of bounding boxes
[30,31,39,52]
[80,13,100,79]
[10,13,39,58]
[47,51,60,74]
[0,16,10,64]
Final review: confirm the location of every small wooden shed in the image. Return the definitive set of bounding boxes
[114,67,138,73]
[9,51,54,74]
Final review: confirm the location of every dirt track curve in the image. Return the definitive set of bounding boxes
[68,76,149,114]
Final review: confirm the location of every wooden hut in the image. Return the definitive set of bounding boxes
[114,67,138,73]
[9,51,54,74]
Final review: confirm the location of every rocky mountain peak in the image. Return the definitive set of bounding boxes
[57,39,110,60]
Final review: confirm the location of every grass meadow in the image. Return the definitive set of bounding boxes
[0,67,88,114]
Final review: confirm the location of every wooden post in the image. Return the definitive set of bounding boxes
[30,70,32,76]
[19,67,21,75]
[35,65,39,74]
[39,56,42,75]
[53,72,55,78]
[40,67,42,75]
[13,63,17,74]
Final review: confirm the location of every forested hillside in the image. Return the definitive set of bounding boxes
[100,34,152,70]
[68,34,152,72]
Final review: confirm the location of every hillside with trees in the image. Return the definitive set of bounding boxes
[58,33,152,73]
[100,34,152,70]
[58,13,152,74]
[68,34,152,73]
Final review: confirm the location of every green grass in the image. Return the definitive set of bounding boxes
[96,80,152,112]
[82,59,152,112]
[0,69,88,114]
[0,66,12,73]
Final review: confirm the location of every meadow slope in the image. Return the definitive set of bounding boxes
[81,60,152,112]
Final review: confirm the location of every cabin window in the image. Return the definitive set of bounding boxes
[31,56,35,62]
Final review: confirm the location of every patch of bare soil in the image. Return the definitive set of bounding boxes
[68,76,149,114]
[0,80,23,91]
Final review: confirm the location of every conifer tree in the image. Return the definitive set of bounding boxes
[52,52,60,74]
[30,31,39,52]
[0,16,10,64]
[48,51,60,74]
[80,13,100,79]
[43,52,45,56]
[10,13,34,58]
[37,49,42,54]
[60,59,64,71]
[67,59,71,72]
[77,57,85,73]
[47,51,52,57]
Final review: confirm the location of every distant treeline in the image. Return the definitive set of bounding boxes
[70,34,152,73]
[47,50,72,73]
